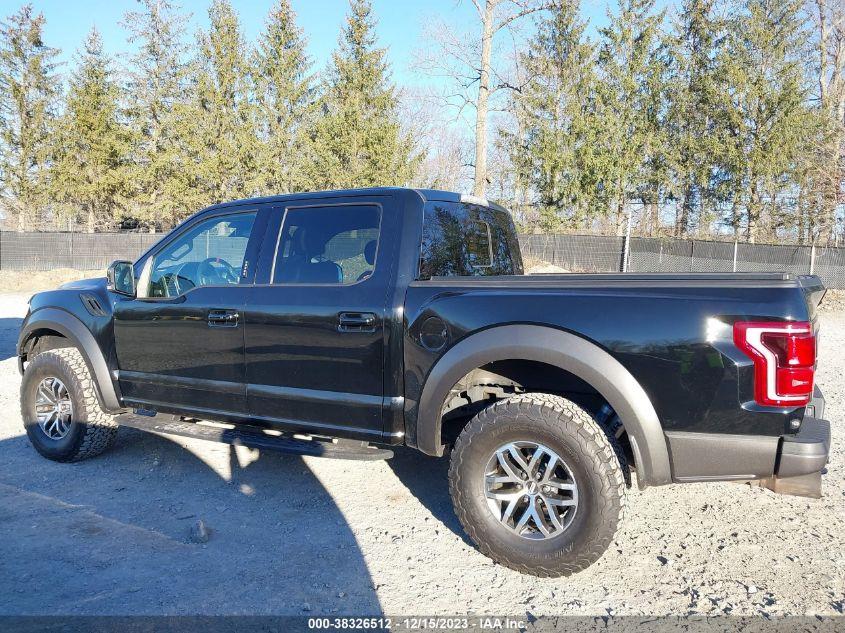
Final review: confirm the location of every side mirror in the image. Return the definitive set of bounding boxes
[107,260,136,297]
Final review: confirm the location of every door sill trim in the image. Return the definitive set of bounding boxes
[121,397,391,443]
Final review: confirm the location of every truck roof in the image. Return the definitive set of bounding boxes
[202,187,511,215]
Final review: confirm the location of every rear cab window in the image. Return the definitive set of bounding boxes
[419,200,523,279]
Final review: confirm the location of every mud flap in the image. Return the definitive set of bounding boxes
[752,471,822,499]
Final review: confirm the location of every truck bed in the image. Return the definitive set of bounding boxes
[404,271,825,443]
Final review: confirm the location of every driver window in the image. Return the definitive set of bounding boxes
[146,212,256,298]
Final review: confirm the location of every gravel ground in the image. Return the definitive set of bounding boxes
[0,290,842,617]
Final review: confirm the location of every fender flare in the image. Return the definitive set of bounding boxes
[415,324,672,488]
[17,307,123,412]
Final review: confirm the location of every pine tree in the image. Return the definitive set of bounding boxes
[307,0,415,189]
[0,4,59,231]
[122,0,192,230]
[187,0,257,205]
[594,0,668,232]
[665,0,726,235]
[253,0,312,195]
[51,27,130,232]
[721,0,812,242]
[506,0,599,231]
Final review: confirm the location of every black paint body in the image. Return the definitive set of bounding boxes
[18,187,827,485]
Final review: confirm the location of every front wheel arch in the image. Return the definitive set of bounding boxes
[18,308,123,413]
[414,324,671,488]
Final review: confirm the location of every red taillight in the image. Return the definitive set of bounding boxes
[733,321,815,407]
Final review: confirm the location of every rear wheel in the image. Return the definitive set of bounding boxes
[449,392,626,577]
[21,347,118,462]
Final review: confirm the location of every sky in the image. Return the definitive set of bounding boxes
[3,0,670,88]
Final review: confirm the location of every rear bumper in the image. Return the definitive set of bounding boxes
[775,386,830,479]
[775,416,830,478]
[666,390,830,487]
[755,415,830,498]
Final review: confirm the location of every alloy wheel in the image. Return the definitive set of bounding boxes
[483,441,579,540]
[34,377,73,440]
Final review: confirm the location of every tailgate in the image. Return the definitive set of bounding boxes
[797,275,826,318]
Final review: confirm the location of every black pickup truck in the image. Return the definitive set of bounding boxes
[18,187,831,576]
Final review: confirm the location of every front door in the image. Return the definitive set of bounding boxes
[244,197,393,440]
[114,208,264,417]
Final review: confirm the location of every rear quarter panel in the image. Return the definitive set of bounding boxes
[403,276,814,441]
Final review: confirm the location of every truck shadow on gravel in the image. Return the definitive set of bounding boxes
[0,427,383,615]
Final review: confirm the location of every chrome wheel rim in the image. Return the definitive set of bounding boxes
[484,441,578,540]
[34,377,73,440]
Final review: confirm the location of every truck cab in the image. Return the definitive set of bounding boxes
[108,188,505,442]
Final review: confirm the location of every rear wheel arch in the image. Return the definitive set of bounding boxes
[19,308,122,413]
[414,324,672,488]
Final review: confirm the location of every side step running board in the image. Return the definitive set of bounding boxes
[116,414,393,461]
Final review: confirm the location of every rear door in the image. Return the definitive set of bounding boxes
[244,194,397,440]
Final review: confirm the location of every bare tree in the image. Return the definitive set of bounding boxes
[414,0,550,197]
[811,0,845,242]
[399,87,474,191]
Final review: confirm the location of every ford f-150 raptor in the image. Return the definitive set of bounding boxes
[18,187,831,576]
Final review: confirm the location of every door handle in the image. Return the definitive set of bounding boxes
[208,309,239,328]
[338,312,376,332]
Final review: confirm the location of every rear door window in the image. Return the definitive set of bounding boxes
[272,205,381,285]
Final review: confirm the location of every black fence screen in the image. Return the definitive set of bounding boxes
[1,231,843,289]
[519,234,845,289]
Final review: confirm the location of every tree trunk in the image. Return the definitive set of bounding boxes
[798,188,806,245]
[16,193,31,232]
[87,206,97,234]
[616,196,626,236]
[472,0,495,197]
[640,200,653,236]
[677,182,692,237]
[16,208,27,232]
[747,181,760,244]
[821,125,843,244]
[730,198,740,239]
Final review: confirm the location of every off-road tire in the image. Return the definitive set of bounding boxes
[21,347,118,462]
[449,392,626,577]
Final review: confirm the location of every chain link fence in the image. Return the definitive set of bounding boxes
[517,233,627,273]
[0,231,160,271]
[519,234,845,289]
[1,230,844,289]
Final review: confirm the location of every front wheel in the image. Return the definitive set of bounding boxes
[449,393,626,577]
[20,347,118,462]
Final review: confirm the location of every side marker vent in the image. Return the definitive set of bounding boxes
[80,293,107,317]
